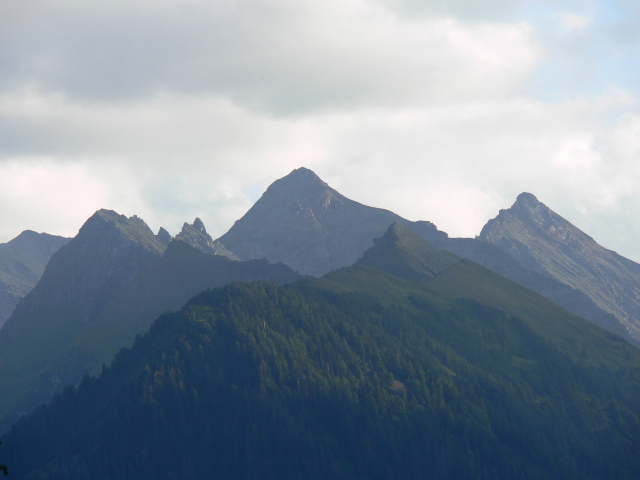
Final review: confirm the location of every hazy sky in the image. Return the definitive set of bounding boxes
[2,0,640,260]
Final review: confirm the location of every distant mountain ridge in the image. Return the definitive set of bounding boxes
[3,166,640,435]
[215,168,636,346]
[5,236,639,478]
[0,231,69,327]
[478,192,640,344]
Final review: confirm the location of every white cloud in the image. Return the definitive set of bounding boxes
[0,159,109,240]
[1,0,640,264]
[556,13,593,33]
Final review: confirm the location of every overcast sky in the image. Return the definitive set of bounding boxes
[2,0,640,260]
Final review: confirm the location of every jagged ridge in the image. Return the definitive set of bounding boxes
[479,192,640,344]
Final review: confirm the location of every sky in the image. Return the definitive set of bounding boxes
[1,0,640,260]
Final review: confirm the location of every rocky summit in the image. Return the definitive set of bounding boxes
[175,218,238,259]
[478,192,640,345]
[217,167,445,277]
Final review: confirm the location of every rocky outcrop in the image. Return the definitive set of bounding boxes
[175,218,238,260]
[156,227,172,246]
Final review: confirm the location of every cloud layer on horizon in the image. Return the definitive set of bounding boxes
[1,0,640,260]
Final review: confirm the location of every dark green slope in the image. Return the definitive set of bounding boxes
[0,210,165,429]
[350,223,637,368]
[74,239,299,370]
[0,213,298,432]
[356,222,459,281]
[4,275,640,479]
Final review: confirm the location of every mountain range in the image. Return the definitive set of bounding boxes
[217,168,637,347]
[1,166,640,435]
[3,219,639,479]
[0,210,297,430]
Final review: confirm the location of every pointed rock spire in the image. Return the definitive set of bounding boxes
[156,227,172,246]
[193,218,206,233]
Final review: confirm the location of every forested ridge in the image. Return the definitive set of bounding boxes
[3,274,640,479]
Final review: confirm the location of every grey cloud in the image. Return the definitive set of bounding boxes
[0,0,540,116]
[378,0,524,21]
[2,0,640,266]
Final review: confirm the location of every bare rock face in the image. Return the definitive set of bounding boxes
[0,231,69,328]
[478,193,640,345]
[217,168,445,277]
[175,218,238,260]
[156,227,172,246]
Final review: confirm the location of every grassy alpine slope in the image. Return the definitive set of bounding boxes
[3,261,639,478]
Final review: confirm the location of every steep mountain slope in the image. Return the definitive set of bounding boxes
[0,231,69,328]
[73,239,298,372]
[4,270,639,479]
[478,192,640,345]
[426,235,629,345]
[0,210,166,427]
[350,223,633,364]
[217,167,445,276]
[0,212,299,431]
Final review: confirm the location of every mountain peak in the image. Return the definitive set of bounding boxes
[355,222,459,281]
[479,192,564,240]
[284,167,323,183]
[175,219,238,260]
[192,218,206,233]
[217,168,411,276]
[81,210,166,255]
[156,227,172,246]
[478,194,640,345]
[218,168,449,276]
[262,167,331,201]
[515,192,539,205]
